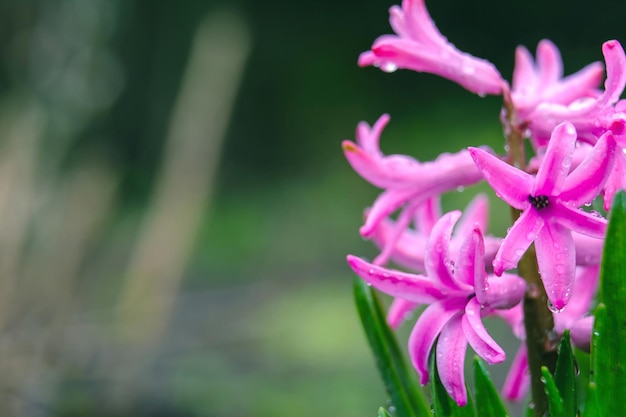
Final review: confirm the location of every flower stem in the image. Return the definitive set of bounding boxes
[502,93,557,417]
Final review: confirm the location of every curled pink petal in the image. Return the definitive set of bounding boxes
[482,273,526,310]
[425,211,468,290]
[462,298,506,364]
[457,228,485,297]
[409,300,463,384]
[436,314,469,406]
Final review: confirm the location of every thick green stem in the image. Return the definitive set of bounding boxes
[502,95,557,417]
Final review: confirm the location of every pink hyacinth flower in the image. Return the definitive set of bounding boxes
[469,122,616,310]
[358,0,505,96]
[342,114,484,237]
[367,195,502,328]
[347,212,526,406]
[526,40,626,146]
[511,39,604,148]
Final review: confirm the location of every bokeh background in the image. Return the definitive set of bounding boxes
[0,0,624,415]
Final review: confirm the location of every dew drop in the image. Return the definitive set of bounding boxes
[368,269,375,275]
[547,300,564,313]
[457,186,465,192]
[381,62,398,73]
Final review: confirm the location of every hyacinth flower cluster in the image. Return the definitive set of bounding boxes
[344,0,625,407]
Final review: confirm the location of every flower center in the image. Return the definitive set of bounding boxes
[528,194,549,209]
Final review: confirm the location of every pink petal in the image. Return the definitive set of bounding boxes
[436,314,469,406]
[462,298,506,364]
[356,113,389,155]
[361,188,422,237]
[533,122,576,195]
[512,45,537,96]
[468,147,533,209]
[597,40,626,107]
[425,211,469,290]
[555,265,599,331]
[570,316,594,352]
[387,297,419,329]
[560,131,616,206]
[415,196,441,233]
[408,299,463,384]
[502,345,530,402]
[359,0,504,96]
[603,150,626,210]
[368,216,427,271]
[482,273,526,310]
[536,39,563,88]
[553,204,607,238]
[373,199,422,266]
[493,209,544,274]
[535,221,575,310]
[544,61,604,105]
[573,233,604,265]
[456,228,486,300]
[343,140,425,189]
[347,255,447,303]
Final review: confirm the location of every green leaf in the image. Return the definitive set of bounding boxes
[554,331,576,417]
[353,278,432,417]
[593,190,626,416]
[541,366,563,417]
[430,356,475,417]
[581,382,600,417]
[378,407,393,417]
[473,357,508,417]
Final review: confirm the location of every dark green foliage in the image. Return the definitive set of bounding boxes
[354,278,432,417]
[587,190,626,416]
[473,358,508,417]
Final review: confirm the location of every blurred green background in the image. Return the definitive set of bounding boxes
[0,0,624,416]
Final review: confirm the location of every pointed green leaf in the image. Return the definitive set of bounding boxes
[430,356,475,417]
[354,278,432,417]
[554,331,577,417]
[541,366,563,417]
[473,357,508,417]
[594,190,626,416]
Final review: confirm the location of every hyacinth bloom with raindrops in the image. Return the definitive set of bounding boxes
[344,0,625,406]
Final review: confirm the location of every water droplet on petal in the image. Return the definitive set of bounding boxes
[381,62,398,73]
[547,300,564,313]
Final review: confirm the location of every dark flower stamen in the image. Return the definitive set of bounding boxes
[528,194,550,209]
